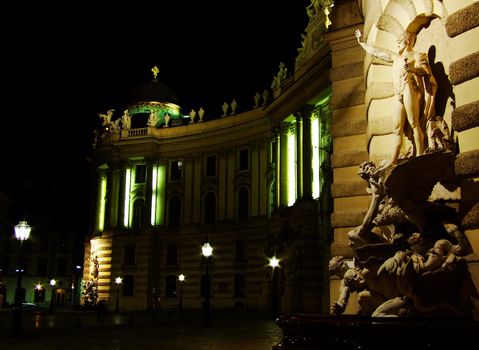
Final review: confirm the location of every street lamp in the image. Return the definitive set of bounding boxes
[73,265,82,308]
[115,276,122,313]
[201,242,213,326]
[49,279,56,314]
[178,274,185,313]
[269,256,280,319]
[11,220,31,336]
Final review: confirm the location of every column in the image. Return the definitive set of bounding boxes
[279,122,290,207]
[218,150,227,221]
[94,168,106,231]
[117,160,129,228]
[107,161,121,228]
[193,156,203,223]
[274,130,281,210]
[299,105,315,200]
[144,160,154,228]
[295,114,303,200]
[183,156,194,225]
[251,142,259,217]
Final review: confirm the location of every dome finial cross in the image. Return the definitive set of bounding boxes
[151,66,160,79]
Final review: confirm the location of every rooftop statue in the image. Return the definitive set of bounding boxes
[189,109,197,123]
[110,118,121,133]
[272,62,288,97]
[121,110,131,130]
[254,92,261,108]
[222,102,229,117]
[148,110,158,127]
[163,113,170,128]
[262,89,270,106]
[198,107,205,122]
[230,99,238,115]
[98,109,115,126]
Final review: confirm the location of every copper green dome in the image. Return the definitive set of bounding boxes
[124,66,183,127]
[126,77,180,107]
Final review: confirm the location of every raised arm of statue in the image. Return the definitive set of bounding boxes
[355,29,395,63]
[329,256,352,315]
[331,279,350,315]
[418,52,438,121]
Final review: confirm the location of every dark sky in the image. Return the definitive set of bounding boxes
[1,1,309,231]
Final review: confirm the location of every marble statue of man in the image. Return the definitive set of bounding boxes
[355,29,437,168]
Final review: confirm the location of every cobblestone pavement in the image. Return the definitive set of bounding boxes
[0,309,283,350]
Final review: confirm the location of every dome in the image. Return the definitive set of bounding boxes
[123,67,183,128]
[126,78,180,107]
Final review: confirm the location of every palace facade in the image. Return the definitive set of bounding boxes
[83,0,479,316]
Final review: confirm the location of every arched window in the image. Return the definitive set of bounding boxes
[122,274,135,297]
[165,275,177,297]
[132,198,145,229]
[204,191,216,225]
[168,195,182,227]
[237,187,249,221]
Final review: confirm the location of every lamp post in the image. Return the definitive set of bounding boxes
[11,220,31,336]
[115,276,122,313]
[49,279,56,314]
[73,265,82,308]
[178,274,185,313]
[269,256,280,319]
[201,242,213,326]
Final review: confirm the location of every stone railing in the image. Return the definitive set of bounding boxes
[127,128,148,137]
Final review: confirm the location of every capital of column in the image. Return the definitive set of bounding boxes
[279,121,294,135]
[294,104,316,120]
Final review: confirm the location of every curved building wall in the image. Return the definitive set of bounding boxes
[83,62,334,313]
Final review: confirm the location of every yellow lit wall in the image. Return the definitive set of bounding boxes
[312,117,320,199]
[287,132,296,206]
[123,168,131,227]
[97,176,107,231]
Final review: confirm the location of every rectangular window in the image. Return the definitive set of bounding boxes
[170,160,183,181]
[19,258,28,274]
[234,240,246,263]
[239,149,249,171]
[135,164,147,183]
[2,258,9,275]
[56,258,67,276]
[37,257,48,275]
[122,274,135,297]
[205,155,217,177]
[166,244,178,266]
[165,275,177,297]
[123,244,136,266]
[57,234,69,251]
[40,234,50,251]
[234,273,245,298]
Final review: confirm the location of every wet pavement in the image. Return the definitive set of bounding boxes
[0,308,283,350]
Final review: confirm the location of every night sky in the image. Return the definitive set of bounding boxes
[1,1,309,233]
